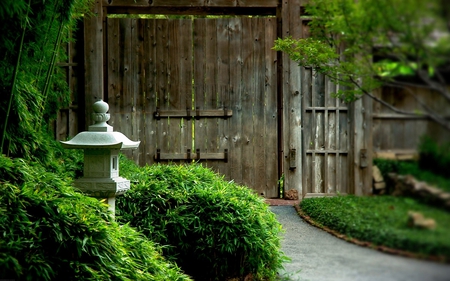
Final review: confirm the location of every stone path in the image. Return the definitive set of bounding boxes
[271,206,450,281]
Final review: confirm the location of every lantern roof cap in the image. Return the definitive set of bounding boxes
[60,100,140,150]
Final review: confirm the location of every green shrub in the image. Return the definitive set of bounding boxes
[117,157,287,281]
[0,155,191,281]
[419,136,450,179]
[300,195,450,260]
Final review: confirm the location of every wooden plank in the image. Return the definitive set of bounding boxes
[193,18,208,167]
[305,107,348,111]
[227,17,243,186]
[106,18,120,122]
[179,19,193,158]
[167,19,182,164]
[84,0,104,129]
[372,113,432,120]
[301,67,312,197]
[204,19,218,168]
[154,109,232,118]
[252,17,266,197]
[283,0,303,197]
[107,6,276,15]
[118,18,135,161]
[306,150,348,154]
[133,19,148,166]
[104,0,277,7]
[264,17,278,198]
[155,152,227,160]
[216,18,230,176]
[327,154,336,193]
[143,19,158,165]
[156,19,170,156]
[363,94,373,195]
[240,17,255,189]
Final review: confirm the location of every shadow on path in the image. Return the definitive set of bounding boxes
[271,206,450,281]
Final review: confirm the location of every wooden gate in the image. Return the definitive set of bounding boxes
[105,17,279,197]
[73,0,372,198]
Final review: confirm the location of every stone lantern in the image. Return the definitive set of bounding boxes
[61,100,140,214]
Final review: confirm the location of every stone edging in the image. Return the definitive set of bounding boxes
[293,205,448,264]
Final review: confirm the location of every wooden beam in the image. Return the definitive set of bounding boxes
[103,0,277,7]
[106,6,276,15]
[154,108,232,119]
[155,150,228,161]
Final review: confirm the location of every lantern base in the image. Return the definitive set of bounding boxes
[73,177,130,198]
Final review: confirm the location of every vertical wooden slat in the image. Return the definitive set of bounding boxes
[227,17,243,185]
[252,17,266,196]
[216,18,230,176]
[193,19,208,165]
[205,19,218,168]
[156,19,170,156]
[264,17,278,198]
[241,17,255,188]
[143,19,158,166]
[132,19,145,164]
[179,20,193,158]
[168,19,181,164]
[282,0,303,196]
[301,67,312,197]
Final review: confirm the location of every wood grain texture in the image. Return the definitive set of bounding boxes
[84,0,104,129]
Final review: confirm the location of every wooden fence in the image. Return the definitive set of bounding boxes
[372,86,450,159]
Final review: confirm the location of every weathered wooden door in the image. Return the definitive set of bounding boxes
[301,70,350,197]
[105,17,279,197]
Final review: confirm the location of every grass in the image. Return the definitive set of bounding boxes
[374,159,450,193]
[300,195,450,261]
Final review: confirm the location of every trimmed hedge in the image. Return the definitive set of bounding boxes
[300,195,450,260]
[116,157,287,281]
[0,155,191,281]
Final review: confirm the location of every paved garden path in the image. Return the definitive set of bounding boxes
[271,206,450,281]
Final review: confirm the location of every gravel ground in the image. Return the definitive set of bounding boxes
[271,206,450,281]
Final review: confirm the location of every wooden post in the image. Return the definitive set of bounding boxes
[350,94,373,195]
[281,0,302,197]
[84,0,104,129]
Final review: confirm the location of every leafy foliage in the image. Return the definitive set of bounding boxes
[300,195,450,260]
[0,0,92,161]
[274,0,450,131]
[0,154,191,281]
[116,158,288,281]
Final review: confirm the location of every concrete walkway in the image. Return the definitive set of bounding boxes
[271,206,450,281]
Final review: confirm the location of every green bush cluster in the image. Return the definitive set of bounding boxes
[0,155,191,281]
[116,157,287,281]
[418,136,450,179]
[300,195,450,260]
